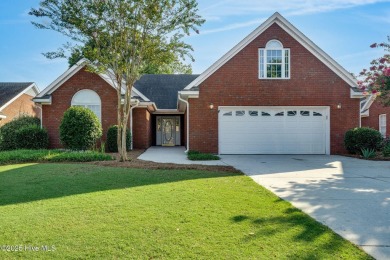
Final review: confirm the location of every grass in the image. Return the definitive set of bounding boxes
[187,150,220,161]
[0,163,372,259]
[0,149,113,165]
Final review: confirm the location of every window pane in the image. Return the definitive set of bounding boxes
[223,111,232,116]
[287,111,297,116]
[261,112,271,116]
[275,112,284,116]
[236,111,245,116]
[313,112,322,116]
[249,111,258,116]
[285,50,289,78]
[259,49,264,78]
[300,111,310,116]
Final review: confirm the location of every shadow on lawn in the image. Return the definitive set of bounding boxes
[230,206,371,259]
[0,163,240,206]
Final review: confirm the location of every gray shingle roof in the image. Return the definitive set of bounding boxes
[0,82,33,108]
[134,74,199,109]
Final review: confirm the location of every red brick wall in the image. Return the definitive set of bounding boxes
[188,23,360,154]
[361,101,390,138]
[132,108,152,149]
[42,67,118,148]
[0,94,39,126]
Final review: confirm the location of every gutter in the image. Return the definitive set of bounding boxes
[130,99,140,150]
[178,94,190,153]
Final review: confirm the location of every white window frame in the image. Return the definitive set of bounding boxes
[71,89,102,122]
[379,114,387,137]
[259,40,290,79]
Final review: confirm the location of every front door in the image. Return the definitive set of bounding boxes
[162,117,176,146]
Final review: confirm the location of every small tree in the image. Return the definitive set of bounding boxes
[357,37,390,106]
[30,0,204,161]
[60,107,102,150]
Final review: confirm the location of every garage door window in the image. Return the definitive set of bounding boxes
[313,112,322,116]
[275,112,284,116]
[287,111,297,116]
[262,112,271,116]
[223,111,232,116]
[300,111,310,116]
[236,111,245,116]
[249,111,258,116]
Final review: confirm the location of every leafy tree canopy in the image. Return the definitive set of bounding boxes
[30,0,204,160]
[358,37,390,106]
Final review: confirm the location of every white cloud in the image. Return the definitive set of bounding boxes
[200,18,266,35]
[200,0,390,17]
[197,0,390,34]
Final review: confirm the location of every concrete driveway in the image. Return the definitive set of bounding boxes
[220,155,390,260]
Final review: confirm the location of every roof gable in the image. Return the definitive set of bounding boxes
[36,58,149,101]
[184,12,357,90]
[0,82,39,110]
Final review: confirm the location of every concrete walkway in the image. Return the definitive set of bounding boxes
[138,146,227,165]
[139,147,390,259]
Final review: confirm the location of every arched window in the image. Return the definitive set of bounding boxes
[259,40,290,79]
[71,89,101,121]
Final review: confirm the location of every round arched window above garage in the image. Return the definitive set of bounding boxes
[71,89,101,121]
[265,40,283,49]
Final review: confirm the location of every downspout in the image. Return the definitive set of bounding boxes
[130,100,140,150]
[178,94,189,153]
[36,104,43,128]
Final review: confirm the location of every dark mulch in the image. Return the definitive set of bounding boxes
[88,149,241,173]
[339,153,390,161]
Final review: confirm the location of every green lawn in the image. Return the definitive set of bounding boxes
[0,164,372,259]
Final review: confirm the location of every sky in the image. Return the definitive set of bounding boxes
[0,0,389,91]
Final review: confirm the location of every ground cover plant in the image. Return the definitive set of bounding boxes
[0,149,112,165]
[0,163,372,259]
[187,150,220,161]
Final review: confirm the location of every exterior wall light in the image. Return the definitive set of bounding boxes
[337,103,342,109]
[209,103,214,110]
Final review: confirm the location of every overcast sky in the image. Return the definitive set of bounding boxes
[0,0,389,90]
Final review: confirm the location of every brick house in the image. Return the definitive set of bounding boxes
[361,96,390,138]
[0,82,40,126]
[34,12,376,154]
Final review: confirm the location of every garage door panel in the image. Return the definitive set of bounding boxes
[219,107,328,154]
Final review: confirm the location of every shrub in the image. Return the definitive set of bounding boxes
[106,125,131,152]
[0,149,113,165]
[187,150,220,161]
[344,127,383,154]
[60,107,102,150]
[383,143,390,157]
[15,125,49,149]
[0,115,41,150]
[361,148,376,159]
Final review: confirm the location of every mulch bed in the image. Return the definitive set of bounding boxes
[339,153,390,161]
[88,149,241,173]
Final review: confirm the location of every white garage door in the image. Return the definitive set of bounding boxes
[219,106,329,154]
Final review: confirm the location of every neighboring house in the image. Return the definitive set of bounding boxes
[0,82,40,126]
[34,12,366,154]
[361,96,390,138]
